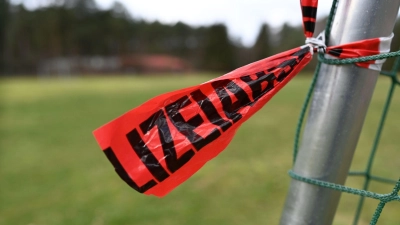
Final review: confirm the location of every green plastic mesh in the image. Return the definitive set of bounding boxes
[291,0,400,224]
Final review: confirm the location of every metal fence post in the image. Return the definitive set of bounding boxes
[279,0,400,224]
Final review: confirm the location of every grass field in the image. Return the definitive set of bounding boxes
[1,74,399,225]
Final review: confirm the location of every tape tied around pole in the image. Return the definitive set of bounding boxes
[324,33,394,71]
[92,0,397,197]
[305,31,327,54]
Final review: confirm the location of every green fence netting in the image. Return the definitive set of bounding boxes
[290,0,400,224]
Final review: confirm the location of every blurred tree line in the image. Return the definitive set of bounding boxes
[0,0,399,75]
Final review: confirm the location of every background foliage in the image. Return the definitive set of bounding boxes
[1,0,398,75]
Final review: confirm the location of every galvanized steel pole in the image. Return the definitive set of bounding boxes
[279,0,400,224]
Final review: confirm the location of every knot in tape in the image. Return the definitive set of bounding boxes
[305,31,326,55]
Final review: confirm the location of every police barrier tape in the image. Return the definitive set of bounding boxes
[301,0,318,38]
[94,46,312,197]
[93,0,394,197]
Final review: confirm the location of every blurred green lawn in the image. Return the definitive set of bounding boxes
[1,74,399,225]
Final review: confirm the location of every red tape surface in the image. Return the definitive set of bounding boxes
[326,34,393,70]
[93,47,312,197]
[301,0,318,38]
